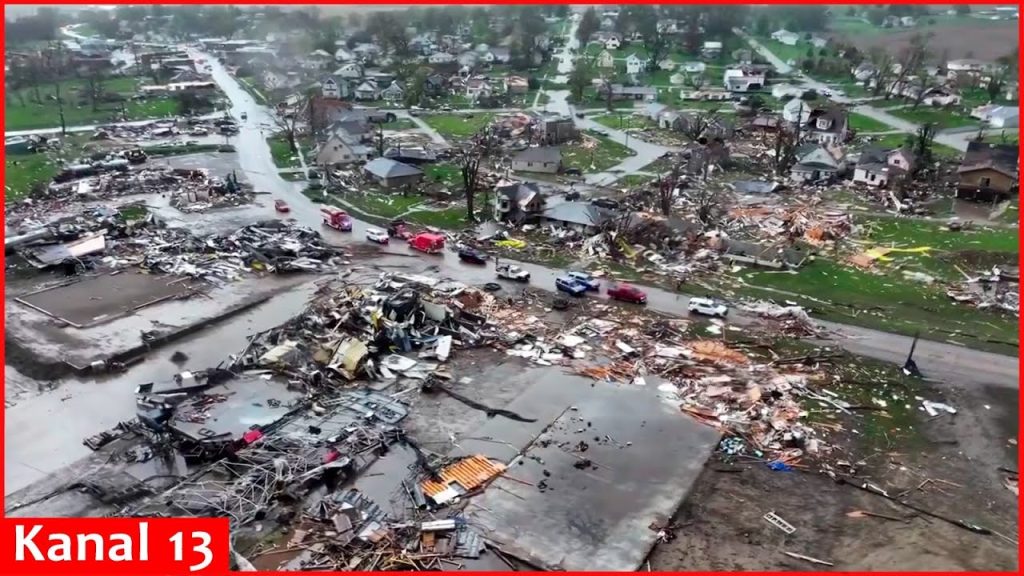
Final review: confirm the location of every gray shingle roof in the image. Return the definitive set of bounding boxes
[364,158,423,179]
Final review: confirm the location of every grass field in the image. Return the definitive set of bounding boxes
[889,107,978,130]
[848,112,896,133]
[382,118,418,130]
[561,131,636,172]
[5,152,59,202]
[860,216,1018,254]
[267,135,302,169]
[421,113,495,139]
[4,76,185,130]
[730,258,1018,354]
[755,37,813,65]
[423,164,461,186]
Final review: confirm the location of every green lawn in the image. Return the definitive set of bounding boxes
[382,118,418,130]
[889,107,978,130]
[5,152,59,202]
[755,37,813,65]
[341,192,423,218]
[421,113,495,139]
[982,131,1019,145]
[617,174,657,187]
[861,216,1018,253]
[561,131,636,172]
[591,113,654,131]
[731,258,1018,354]
[863,133,962,159]
[405,207,469,229]
[848,112,894,133]
[424,164,462,186]
[4,76,186,130]
[267,135,302,169]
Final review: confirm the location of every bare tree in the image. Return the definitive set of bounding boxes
[885,32,931,100]
[85,68,106,112]
[772,117,799,176]
[459,127,497,222]
[867,47,894,98]
[679,109,721,141]
[682,185,725,229]
[274,99,309,153]
[657,160,681,215]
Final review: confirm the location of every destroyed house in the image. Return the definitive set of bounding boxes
[540,116,577,145]
[511,147,562,174]
[719,238,808,270]
[851,147,914,188]
[494,181,546,224]
[956,141,1019,202]
[364,158,425,188]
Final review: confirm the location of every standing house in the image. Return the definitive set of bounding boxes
[972,104,1020,129]
[596,50,615,69]
[306,49,333,68]
[493,181,547,223]
[682,61,706,74]
[320,76,348,100]
[956,141,1019,202]
[354,80,379,101]
[658,57,677,71]
[541,202,615,234]
[485,47,511,64]
[540,116,577,144]
[851,147,914,188]
[335,63,364,79]
[334,47,354,62]
[315,131,369,166]
[702,41,723,58]
[771,29,800,46]
[381,81,405,103]
[625,53,646,75]
[783,98,815,123]
[723,68,765,92]
[790,143,844,183]
[604,35,621,50]
[363,158,425,188]
[511,147,562,174]
[804,106,848,145]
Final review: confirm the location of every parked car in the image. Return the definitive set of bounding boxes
[607,283,647,304]
[575,112,585,119]
[687,297,728,318]
[458,246,488,265]
[274,199,290,213]
[496,263,530,281]
[566,270,600,291]
[555,276,588,297]
[366,227,390,244]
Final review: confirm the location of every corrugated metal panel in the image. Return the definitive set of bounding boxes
[421,455,505,497]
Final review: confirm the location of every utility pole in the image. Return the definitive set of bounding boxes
[52,41,67,136]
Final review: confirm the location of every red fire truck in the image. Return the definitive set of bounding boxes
[320,206,353,231]
[409,232,445,254]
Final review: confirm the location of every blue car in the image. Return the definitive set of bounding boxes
[555,276,588,297]
[566,271,600,291]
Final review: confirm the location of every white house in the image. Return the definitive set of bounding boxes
[946,59,992,79]
[604,36,621,50]
[920,87,962,107]
[682,61,706,74]
[771,29,800,46]
[851,148,914,188]
[723,68,765,92]
[658,57,677,71]
[702,41,723,58]
[486,47,511,64]
[457,51,479,68]
[334,47,354,62]
[334,63,363,79]
[670,72,688,85]
[354,80,379,100]
[597,50,615,69]
[791,143,843,183]
[381,81,405,103]
[428,52,455,64]
[307,49,333,68]
[321,76,342,99]
[625,53,646,75]
[810,35,828,48]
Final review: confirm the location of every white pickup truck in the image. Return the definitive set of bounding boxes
[496,264,530,282]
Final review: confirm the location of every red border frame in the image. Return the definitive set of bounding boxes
[0,2,1020,574]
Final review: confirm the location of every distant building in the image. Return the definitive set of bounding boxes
[363,158,425,188]
[771,29,800,46]
[511,146,562,174]
[956,141,1019,202]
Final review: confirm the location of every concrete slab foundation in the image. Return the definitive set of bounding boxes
[461,373,720,571]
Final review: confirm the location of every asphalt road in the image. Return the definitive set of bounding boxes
[190,48,1019,390]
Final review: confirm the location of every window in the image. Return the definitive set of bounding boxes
[980,176,992,188]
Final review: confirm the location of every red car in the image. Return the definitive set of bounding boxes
[607,283,647,304]
[274,199,290,213]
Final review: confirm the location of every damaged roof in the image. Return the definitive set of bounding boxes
[364,157,424,179]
